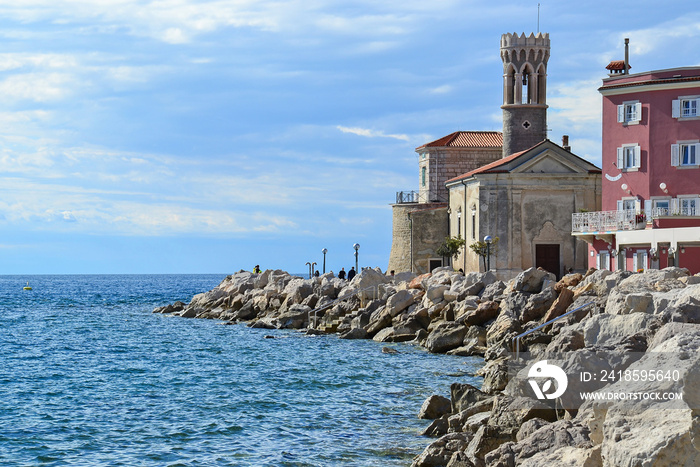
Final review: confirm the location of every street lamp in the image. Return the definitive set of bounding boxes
[484,235,492,271]
[321,248,328,274]
[353,243,360,273]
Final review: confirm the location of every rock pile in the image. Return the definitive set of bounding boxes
[153,266,700,466]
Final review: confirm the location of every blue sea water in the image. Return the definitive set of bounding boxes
[0,275,483,466]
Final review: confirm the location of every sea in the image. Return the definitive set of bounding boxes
[0,274,483,466]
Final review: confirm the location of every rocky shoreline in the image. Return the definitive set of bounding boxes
[154,266,700,466]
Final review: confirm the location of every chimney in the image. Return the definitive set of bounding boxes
[624,38,630,75]
[562,135,571,152]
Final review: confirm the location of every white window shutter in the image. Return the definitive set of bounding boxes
[671,198,679,215]
[643,251,648,270]
[617,147,624,168]
[617,200,623,211]
[633,252,638,270]
[617,105,625,123]
[634,145,641,168]
[634,102,642,122]
[635,199,641,213]
[644,199,652,218]
[671,144,680,166]
[672,99,680,118]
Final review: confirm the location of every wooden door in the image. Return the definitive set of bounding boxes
[536,244,560,279]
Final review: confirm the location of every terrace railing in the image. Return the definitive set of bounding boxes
[395,190,447,204]
[572,210,645,233]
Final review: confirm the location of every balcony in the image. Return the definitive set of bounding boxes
[572,210,647,234]
[395,190,447,204]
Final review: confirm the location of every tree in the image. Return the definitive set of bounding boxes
[436,236,466,267]
[469,237,499,271]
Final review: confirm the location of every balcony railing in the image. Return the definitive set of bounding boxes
[651,206,698,217]
[395,190,447,204]
[572,210,646,233]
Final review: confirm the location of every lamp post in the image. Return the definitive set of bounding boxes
[484,235,492,271]
[321,248,328,274]
[353,243,360,273]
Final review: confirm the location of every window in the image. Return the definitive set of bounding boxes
[597,251,610,271]
[616,144,640,170]
[680,198,698,216]
[471,211,476,239]
[421,166,426,187]
[622,199,637,211]
[671,142,700,167]
[672,97,700,119]
[617,101,641,124]
[653,199,670,216]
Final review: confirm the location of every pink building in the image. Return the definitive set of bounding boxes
[572,49,700,273]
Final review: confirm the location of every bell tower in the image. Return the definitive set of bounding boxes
[500,32,550,157]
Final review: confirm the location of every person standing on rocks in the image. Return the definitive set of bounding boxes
[338,268,346,280]
[347,267,356,280]
[253,265,261,274]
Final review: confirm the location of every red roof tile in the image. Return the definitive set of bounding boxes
[606,60,628,71]
[416,131,502,150]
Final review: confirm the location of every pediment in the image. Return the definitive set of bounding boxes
[512,149,589,174]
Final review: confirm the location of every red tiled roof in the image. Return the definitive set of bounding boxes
[606,60,629,71]
[416,131,502,150]
[600,75,700,91]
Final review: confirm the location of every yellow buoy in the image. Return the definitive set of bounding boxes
[23,281,32,291]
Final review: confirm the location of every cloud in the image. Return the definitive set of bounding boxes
[336,125,409,141]
[429,84,453,95]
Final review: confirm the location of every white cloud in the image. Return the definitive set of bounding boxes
[336,125,409,141]
[429,84,453,95]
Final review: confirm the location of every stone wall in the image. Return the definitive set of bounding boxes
[501,105,547,157]
[419,147,502,203]
[388,203,449,274]
[449,173,601,278]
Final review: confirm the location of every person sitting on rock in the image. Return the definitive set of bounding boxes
[338,267,346,280]
[347,267,356,280]
[253,265,261,274]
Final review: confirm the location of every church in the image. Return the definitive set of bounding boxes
[388,32,601,279]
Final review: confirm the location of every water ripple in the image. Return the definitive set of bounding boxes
[0,274,483,466]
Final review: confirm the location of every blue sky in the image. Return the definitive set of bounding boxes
[0,0,698,274]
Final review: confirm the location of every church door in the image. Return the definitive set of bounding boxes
[535,244,560,279]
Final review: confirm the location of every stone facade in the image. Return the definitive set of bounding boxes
[500,32,550,157]
[447,140,602,279]
[417,143,502,204]
[388,203,449,274]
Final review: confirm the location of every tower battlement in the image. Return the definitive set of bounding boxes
[500,32,550,50]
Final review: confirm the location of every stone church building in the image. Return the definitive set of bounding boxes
[387,32,601,279]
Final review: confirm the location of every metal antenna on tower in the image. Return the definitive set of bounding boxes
[537,3,541,33]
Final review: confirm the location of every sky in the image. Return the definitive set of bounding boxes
[0,0,699,274]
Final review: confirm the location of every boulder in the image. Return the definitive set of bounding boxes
[426,285,450,304]
[554,273,583,292]
[409,273,432,290]
[541,287,575,322]
[460,301,499,326]
[480,280,506,301]
[450,383,490,413]
[420,414,450,437]
[513,267,556,293]
[419,394,453,420]
[412,433,472,467]
[282,278,314,305]
[485,420,594,466]
[338,327,368,339]
[425,323,468,353]
[520,287,557,323]
[386,289,415,316]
